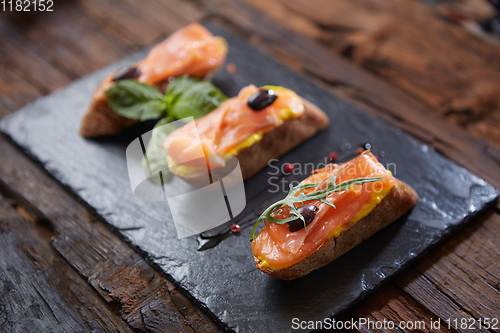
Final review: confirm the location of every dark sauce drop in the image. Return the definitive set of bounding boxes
[197,232,232,251]
[247,89,278,111]
[197,222,233,251]
[112,65,141,81]
[287,204,318,232]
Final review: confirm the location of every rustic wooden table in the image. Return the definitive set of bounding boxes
[1,0,499,332]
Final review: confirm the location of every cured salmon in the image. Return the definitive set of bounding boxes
[162,85,305,170]
[80,23,228,138]
[252,151,398,271]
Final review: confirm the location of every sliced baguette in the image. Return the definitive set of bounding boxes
[254,179,418,280]
[79,73,141,138]
[168,98,329,186]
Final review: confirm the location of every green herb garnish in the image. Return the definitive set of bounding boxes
[106,80,167,121]
[249,175,382,241]
[106,76,227,182]
[165,76,228,120]
[106,75,227,121]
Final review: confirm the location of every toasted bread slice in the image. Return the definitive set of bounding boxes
[254,179,418,280]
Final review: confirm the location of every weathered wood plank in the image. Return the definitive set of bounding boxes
[0,194,134,332]
[397,267,490,333]
[75,0,166,49]
[0,21,71,93]
[396,212,500,330]
[5,4,125,79]
[339,282,452,333]
[0,137,223,332]
[242,0,500,149]
[0,68,43,117]
[396,213,500,319]
[118,0,204,33]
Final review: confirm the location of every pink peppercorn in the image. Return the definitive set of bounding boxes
[284,163,295,173]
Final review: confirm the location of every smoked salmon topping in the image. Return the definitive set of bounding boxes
[162,85,305,170]
[138,23,227,84]
[94,23,227,102]
[251,151,396,270]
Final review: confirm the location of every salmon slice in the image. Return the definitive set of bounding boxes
[79,23,227,138]
[138,24,227,84]
[251,151,396,270]
[162,85,305,169]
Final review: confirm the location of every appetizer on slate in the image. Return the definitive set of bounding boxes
[251,151,418,280]
[80,23,227,137]
[162,85,329,181]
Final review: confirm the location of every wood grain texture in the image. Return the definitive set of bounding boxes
[0,138,222,332]
[0,193,134,332]
[396,212,500,332]
[0,0,499,331]
[242,0,500,149]
[339,282,454,333]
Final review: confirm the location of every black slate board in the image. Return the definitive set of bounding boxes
[1,22,497,332]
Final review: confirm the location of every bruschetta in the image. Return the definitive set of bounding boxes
[80,23,227,138]
[251,151,418,280]
[161,85,330,182]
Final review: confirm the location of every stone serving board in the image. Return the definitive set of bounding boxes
[1,21,497,332]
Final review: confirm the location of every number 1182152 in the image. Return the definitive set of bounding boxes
[2,0,53,11]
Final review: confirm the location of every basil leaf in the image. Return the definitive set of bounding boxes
[106,80,166,120]
[165,75,198,101]
[142,117,176,185]
[167,76,227,119]
[138,100,167,121]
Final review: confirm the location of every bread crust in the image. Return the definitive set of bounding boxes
[169,98,329,185]
[237,99,329,179]
[254,179,418,280]
[79,71,216,138]
[79,75,141,138]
